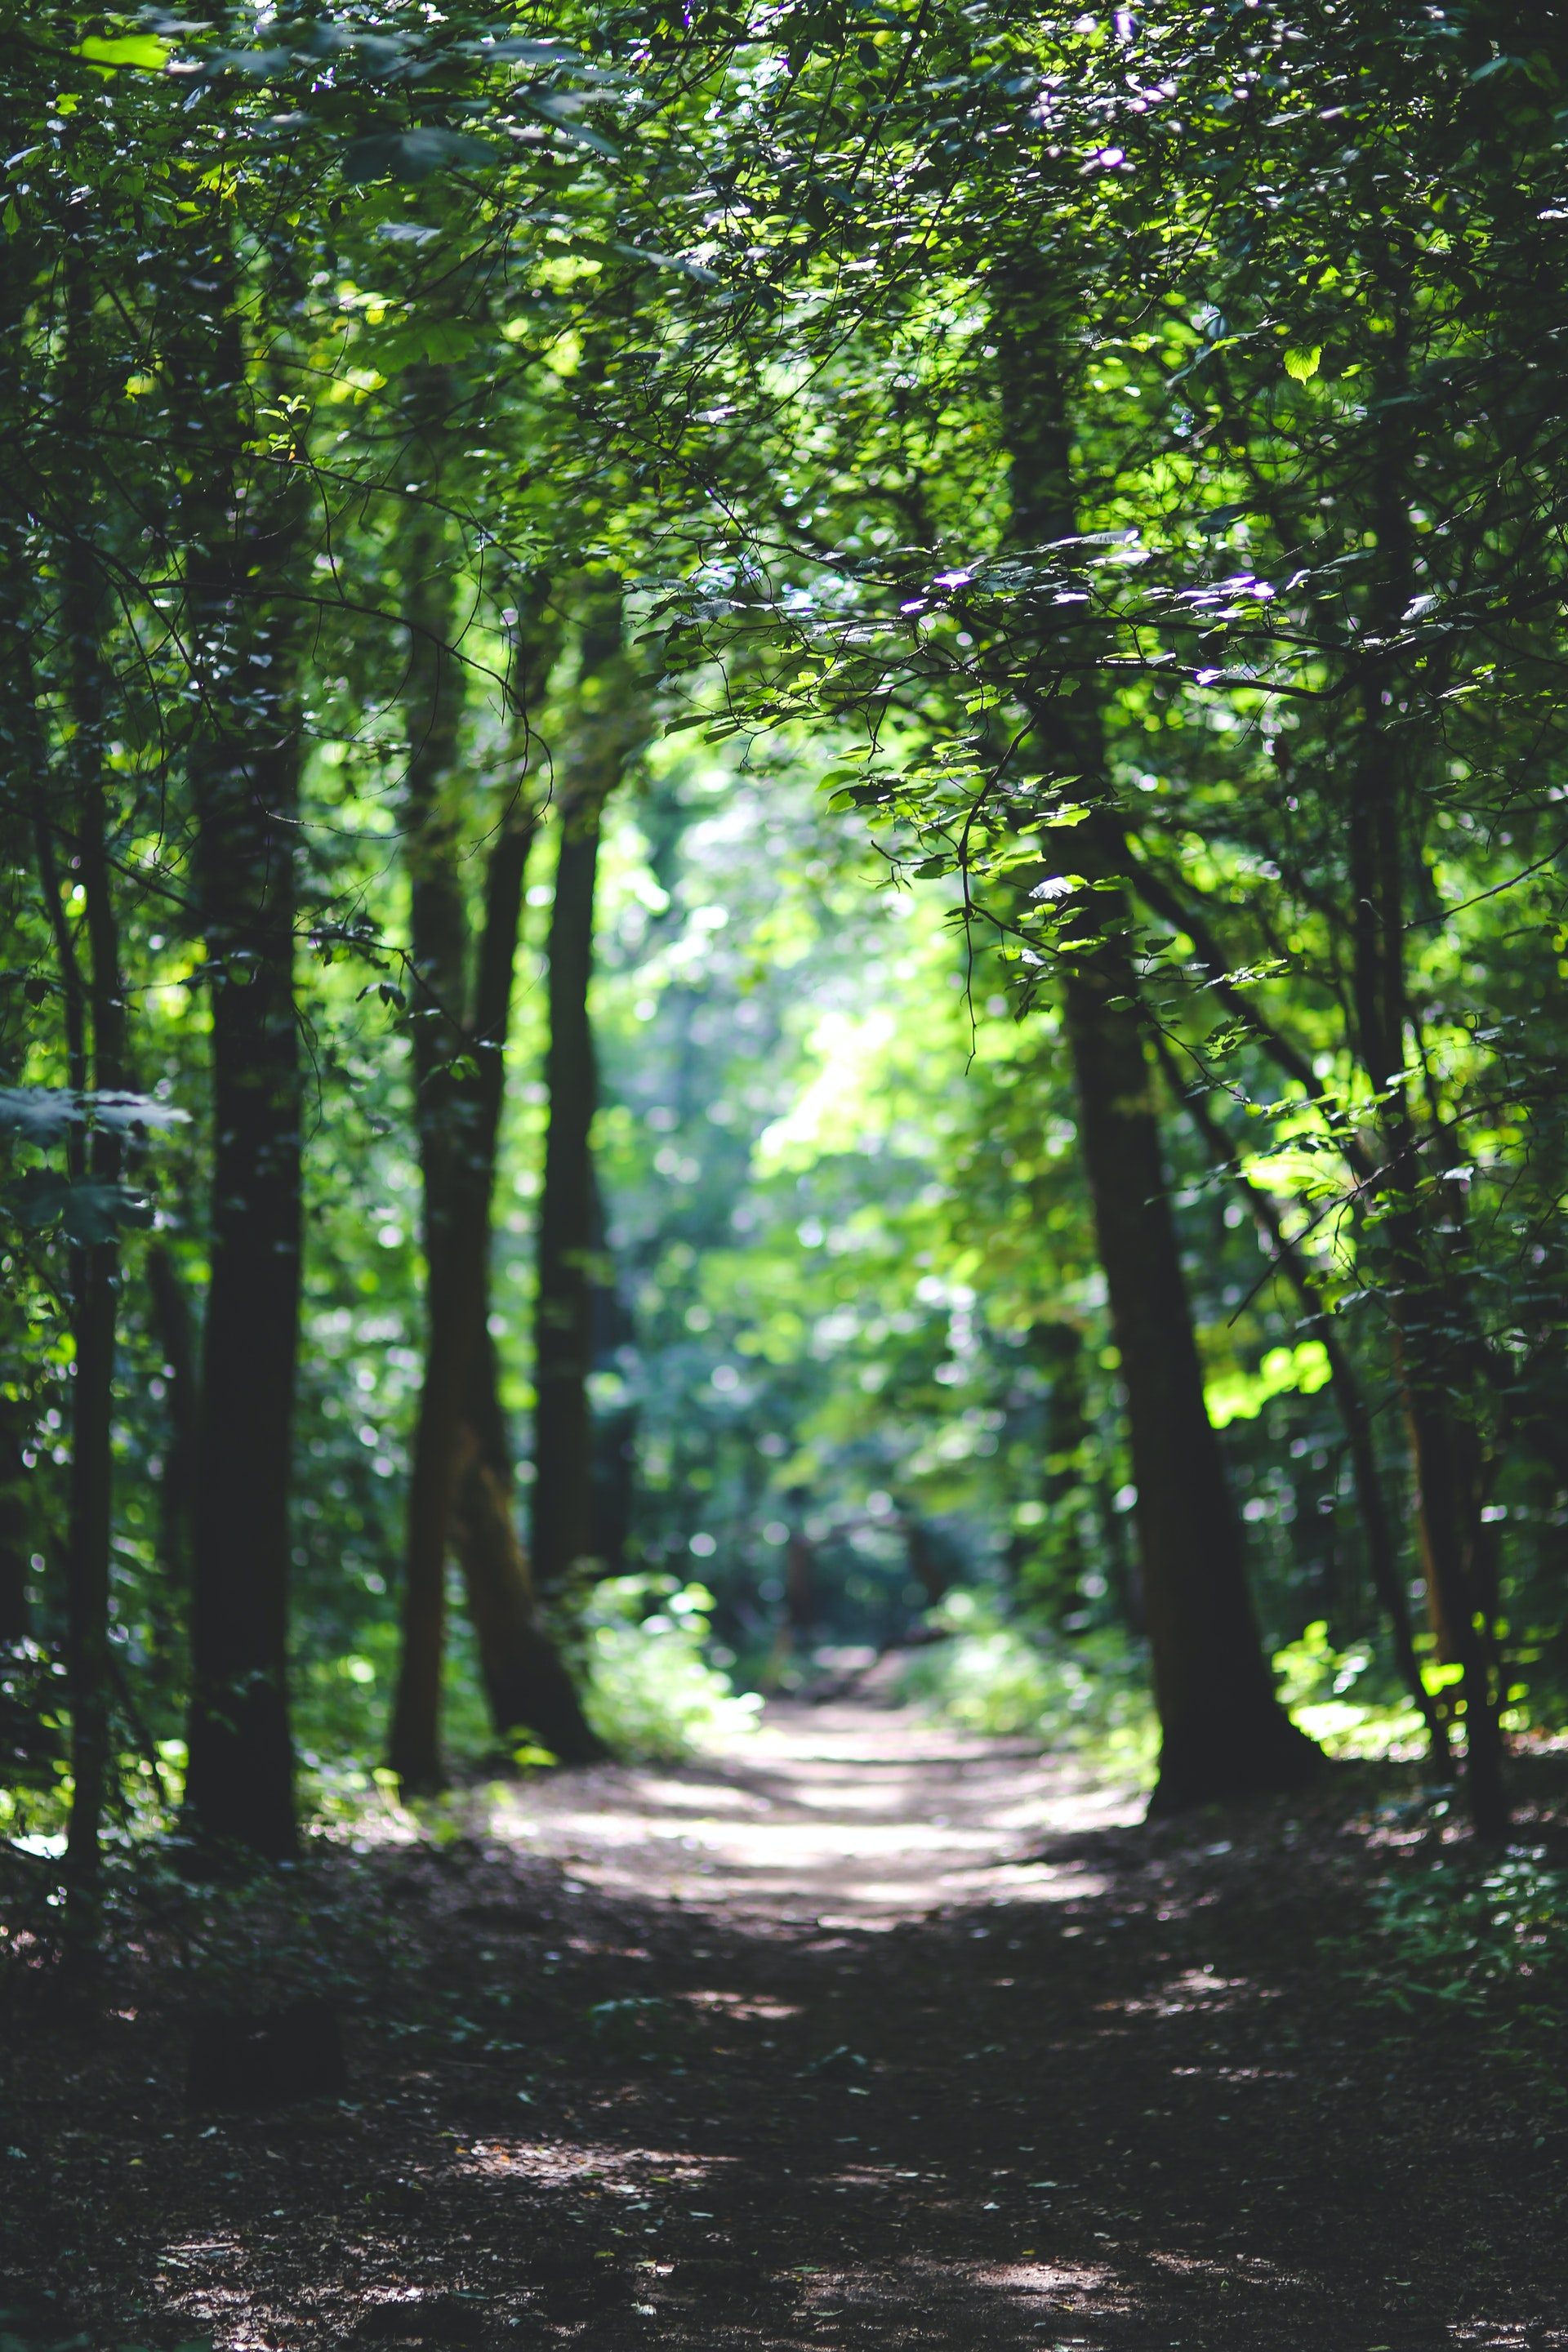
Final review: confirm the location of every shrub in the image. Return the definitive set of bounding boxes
[579,1575,763,1762]
[890,1588,1157,1783]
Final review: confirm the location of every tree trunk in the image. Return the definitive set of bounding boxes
[388,372,470,1795]
[453,1333,604,1759]
[0,1401,28,1645]
[532,800,601,1595]
[387,450,599,1785]
[995,266,1318,1811]
[531,586,644,1592]
[180,270,303,1859]
[1153,1033,1454,1776]
[1343,309,1506,1833]
[147,1243,198,1601]
[58,243,122,1951]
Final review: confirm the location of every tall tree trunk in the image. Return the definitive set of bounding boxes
[59,234,122,1953]
[387,422,600,1785]
[0,1397,28,1645]
[455,1334,604,1759]
[995,267,1318,1811]
[1343,291,1506,1834]
[532,585,644,1594]
[147,1243,198,1599]
[1153,1034,1454,1775]
[453,786,604,1762]
[180,262,303,1860]
[388,372,470,1795]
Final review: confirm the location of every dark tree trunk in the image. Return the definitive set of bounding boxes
[147,1243,198,1598]
[1342,304,1506,1835]
[902,1515,947,1610]
[531,586,644,1593]
[1155,1036,1454,1777]
[0,1401,28,1644]
[57,246,122,1950]
[388,376,470,1794]
[995,265,1317,1812]
[388,452,599,1786]
[532,804,601,1595]
[454,1333,604,1760]
[180,273,303,1859]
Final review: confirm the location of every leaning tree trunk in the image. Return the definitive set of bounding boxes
[180,260,303,1860]
[995,264,1318,1812]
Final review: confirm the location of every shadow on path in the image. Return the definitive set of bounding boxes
[2,1703,1564,2352]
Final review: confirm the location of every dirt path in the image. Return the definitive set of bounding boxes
[489,1701,1142,1922]
[2,1704,1566,2352]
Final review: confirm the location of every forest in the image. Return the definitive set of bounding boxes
[2,0,1568,2346]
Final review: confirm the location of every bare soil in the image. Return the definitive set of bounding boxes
[3,1701,1566,2352]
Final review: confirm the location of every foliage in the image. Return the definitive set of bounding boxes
[892,1589,1156,1784]
[3,0,1568,1871]
[1271,1620,1430,1762]
[577,1576,763,1762]
[1354,1838,1568,2097]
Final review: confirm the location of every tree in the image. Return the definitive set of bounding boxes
[531,583,648,1592]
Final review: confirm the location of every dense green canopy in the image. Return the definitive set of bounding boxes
[3,0,1567,1917]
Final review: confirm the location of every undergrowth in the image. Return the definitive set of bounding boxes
[890,1589,1159,1784]
[1358,1841,1568,2096]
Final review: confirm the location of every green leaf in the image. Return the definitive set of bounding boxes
[520,97,621,159]
[608,242,719,285]
[12,1175,154,1245]
[74,33,170,70]
[1284,345,1322,382]
[0,1088,186,1143]
[1192,501,1251,536]
[341,127,500,185]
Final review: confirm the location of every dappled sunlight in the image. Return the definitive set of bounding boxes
[484,1700,1142,1918]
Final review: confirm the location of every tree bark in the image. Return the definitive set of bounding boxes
[0,1401,28,1646]
[1153,1034,1454,1776]
[57,234,122,1952]
[147,1243,198,1600]
[387,430,599,1786]
[453,1334,604,1759]
[531,585,644,1593]
[995,266,1318,1811]
[180,263,303,1860]
[1340,294,1507,1835]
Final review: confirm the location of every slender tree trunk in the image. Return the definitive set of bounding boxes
[388,374,470,1794]
[387,446,600,1784]
[147,1243,198,1598]
[0,1400,28,1644]
[1155,1035,1454,1775]
[531,586,644,1592]
[995,266,1317,1811]
[532,800,601,1594]
[57,236,122,1951]
[453,1333,604,1759]
[180,270,303,1859]
[1343,299,1506,1834]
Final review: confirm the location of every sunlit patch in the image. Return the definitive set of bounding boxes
[453,2140,728,2189]
[678,1988,801,2020]
[1101,1967,1263,2016]
[981,2260,1112,2295]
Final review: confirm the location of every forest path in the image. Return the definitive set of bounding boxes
[5,1709,1563,2352]
[487,1699,1142,1923]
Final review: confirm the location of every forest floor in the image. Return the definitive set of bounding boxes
[3,1699,1568,2352]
